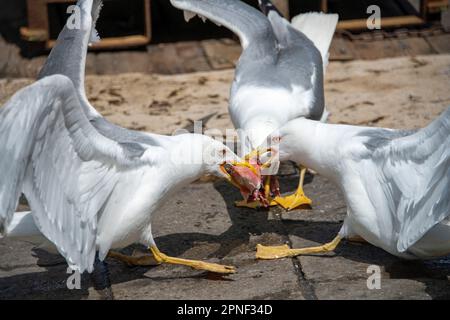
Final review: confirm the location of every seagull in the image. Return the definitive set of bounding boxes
[0,0,263,276]
[170,0,338,210]
[255,107,450,260]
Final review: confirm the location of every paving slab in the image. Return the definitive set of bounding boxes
[314,279,450,300]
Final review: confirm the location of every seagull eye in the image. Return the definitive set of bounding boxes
[272,136,281,143]
[223,163,233,174]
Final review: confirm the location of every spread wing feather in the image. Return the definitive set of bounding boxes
[364,107,450,252]
[0,75,163,272]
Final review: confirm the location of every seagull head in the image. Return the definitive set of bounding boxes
[243,146,281,202]
[219,161,268,203]
[202,137,265,203]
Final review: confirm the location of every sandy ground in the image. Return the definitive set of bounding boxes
[1,54,450,135]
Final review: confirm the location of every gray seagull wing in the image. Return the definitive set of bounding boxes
[0,75,165,273]
[170,0,278,59]
[38,0,168,148]
[361,107,450,252]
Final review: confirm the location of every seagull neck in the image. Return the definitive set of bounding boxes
[242,117,280,153]
[166,135,207,183]
[280,120,342,182]
[167,164,203,187]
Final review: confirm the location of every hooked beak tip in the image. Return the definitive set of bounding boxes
[219,164,232,181]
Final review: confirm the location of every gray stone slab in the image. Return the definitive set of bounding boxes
[278,174,347,223]
[0,239,40,271]
[315,278,450,300]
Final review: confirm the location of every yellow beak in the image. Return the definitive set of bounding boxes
[244,147,275,169]
[219,161,259,188]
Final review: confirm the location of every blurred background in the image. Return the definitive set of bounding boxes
[0,0,449,77]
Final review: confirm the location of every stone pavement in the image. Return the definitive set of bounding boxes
[0,171,449,300]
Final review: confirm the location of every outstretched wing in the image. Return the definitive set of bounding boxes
[364,107,450,252]
[0,75,164,272]
[39,0,166,148]
[170,0,277,55]
[38,0,103,118]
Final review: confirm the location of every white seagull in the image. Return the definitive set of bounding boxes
[170,0,338,210]
[0,0,263,275]
[256,107,450,260]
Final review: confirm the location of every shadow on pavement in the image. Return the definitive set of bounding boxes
[1,174,448,300]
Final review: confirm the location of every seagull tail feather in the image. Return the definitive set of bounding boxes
[291,12,339,69]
